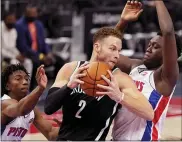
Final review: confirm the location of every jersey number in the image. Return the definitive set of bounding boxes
[75,100,86,119]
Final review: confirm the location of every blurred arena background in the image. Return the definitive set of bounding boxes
[1,0,182,140]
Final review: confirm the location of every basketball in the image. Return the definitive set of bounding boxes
[80,62,111,97]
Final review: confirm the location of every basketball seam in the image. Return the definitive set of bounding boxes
[86,70,95,81]
[94,71,109,81]
[86,70,109,81]
[86,67,109,81]
[82,72,109,87]
[81,80,95,85]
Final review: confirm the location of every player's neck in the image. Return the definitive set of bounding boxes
[9,93,22,101]
[89,57,97,62]
[89,54,100,62]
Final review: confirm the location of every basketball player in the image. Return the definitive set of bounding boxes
[1,64,59,141]
[44,27,154,140]
[112,0,181,140]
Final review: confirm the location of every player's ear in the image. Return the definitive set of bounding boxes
[6,84,9,91]
[94,42,101,54]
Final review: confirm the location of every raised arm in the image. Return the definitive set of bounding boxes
[154,1,179,89]
[2,65,47,118]
[115,1,143,73]
[115,0,143,33]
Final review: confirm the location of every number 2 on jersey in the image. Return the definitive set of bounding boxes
[75,100,86,119]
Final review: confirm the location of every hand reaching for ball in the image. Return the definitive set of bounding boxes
[96,70,123,103]
[67,62,89,89]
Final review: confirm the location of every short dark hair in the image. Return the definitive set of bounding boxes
[3,10,16,20]
[93,27,122,44]
[25,4,37,10]
[1,64,30,96]
[157,31,182,57]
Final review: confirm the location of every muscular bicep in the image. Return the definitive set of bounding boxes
[115,71,154,120]
[116,71,146,98]
[2,99,20,118]
[118,72,138,92]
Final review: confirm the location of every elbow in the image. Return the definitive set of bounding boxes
[161,27,174,35]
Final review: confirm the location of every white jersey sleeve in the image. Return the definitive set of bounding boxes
[1,94,35,141]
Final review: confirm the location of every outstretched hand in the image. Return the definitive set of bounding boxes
[121,0,143,22]
[36,65,48,90]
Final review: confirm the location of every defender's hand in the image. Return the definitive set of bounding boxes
[36,65,48,90]
[67,62,89,89]
[121,0,143,22]
[96,70,123,103]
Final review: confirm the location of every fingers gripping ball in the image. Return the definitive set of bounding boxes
[80,62,111,97]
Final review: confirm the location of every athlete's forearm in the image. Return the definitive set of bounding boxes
[16,86,44,116]
[120,89,154,120]
[44,84,72,115]
[115,19,128,33]
[155,1,174,34]
[155,1,179,84]
[33,108,59,141]
[34,119,59,141]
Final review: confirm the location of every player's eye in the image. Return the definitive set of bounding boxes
[153,44,159,49]
[25,77,30,81]
[110,47,115,51]
[15,77,20,80]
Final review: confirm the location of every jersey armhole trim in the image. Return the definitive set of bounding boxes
[69,61,81,80]
[149,71,156,90]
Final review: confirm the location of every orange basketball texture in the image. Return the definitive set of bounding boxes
[80,62,111,97]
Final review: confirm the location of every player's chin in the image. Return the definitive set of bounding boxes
[108,62,115,69]
[18,92,27,98]
[143,58,149,64]
[20,88,29,95]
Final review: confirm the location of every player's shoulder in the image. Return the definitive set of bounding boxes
[113,68,133,80]
[131,59,144,69]
[113,67,127,75]
[1,99,18,110]
[60,61,81,73]
[56,61,82,79]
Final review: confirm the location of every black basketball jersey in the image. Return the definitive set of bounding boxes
[57,61,120,141]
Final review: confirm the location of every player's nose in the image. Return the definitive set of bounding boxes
[22,78,29,85]
[115,51,120,60]
[146,46,152,53]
